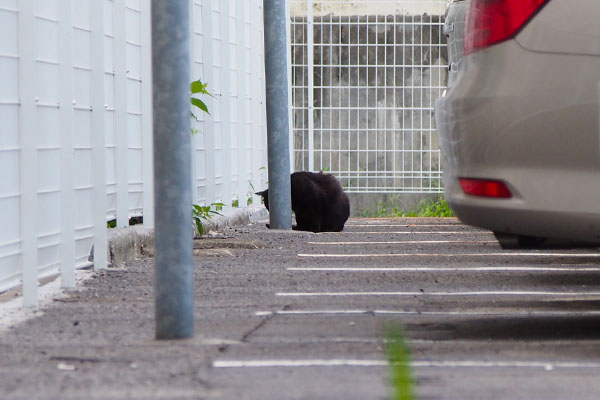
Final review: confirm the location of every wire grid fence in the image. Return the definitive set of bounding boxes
[289,0,448,193]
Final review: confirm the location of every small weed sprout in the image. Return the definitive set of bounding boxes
[190,79,214,123]
[192,203,224,236]
[385,327,417,400]
[190,79,224,236]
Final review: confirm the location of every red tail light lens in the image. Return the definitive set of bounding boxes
[464,0,550,55]
[459,178,513,198]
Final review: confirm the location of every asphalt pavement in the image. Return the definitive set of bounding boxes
[2,217,600,399]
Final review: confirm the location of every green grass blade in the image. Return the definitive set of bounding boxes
[386,327,416,400]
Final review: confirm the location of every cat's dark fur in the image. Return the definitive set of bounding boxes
[256,171,350,233]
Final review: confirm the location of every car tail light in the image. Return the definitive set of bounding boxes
[464,0,550,55]
[459,178,513,198]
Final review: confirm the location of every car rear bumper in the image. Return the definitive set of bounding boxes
[435,39,600,242]
[446,180,600,243]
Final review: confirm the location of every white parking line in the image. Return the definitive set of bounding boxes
[276,291,600,297]
[347,219,458,222]
[347,219,461,224]
[288,266,600,272]
[248,336,600,347]
[255,309,600,317]
[322,231,494,235]
[345,224,467,228]
[306,240,497,245]
[213,359,600,370]
[298,252,600,258]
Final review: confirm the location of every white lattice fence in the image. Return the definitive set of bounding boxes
[290,0,448,193]
[0,0,268,304]
[0,0,153,301]
[190,0,268,209]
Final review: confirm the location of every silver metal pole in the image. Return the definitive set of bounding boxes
[151,0,194,340]
[263,0,293,230]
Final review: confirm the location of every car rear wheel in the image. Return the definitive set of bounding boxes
[493,232,547,249]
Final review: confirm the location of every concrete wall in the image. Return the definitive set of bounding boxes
[290,1,447,17]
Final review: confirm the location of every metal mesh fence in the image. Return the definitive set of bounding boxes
[290,0,448,193]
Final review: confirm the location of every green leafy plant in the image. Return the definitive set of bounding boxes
[398,195,454,217]
[359,203,390,218]
[247,177,260,205]
[386,327,417,400]
[190,79,213,120]
[360,195,454,218]
[190,79,222,236]
[190,79,215,134]
[192,203,224,236]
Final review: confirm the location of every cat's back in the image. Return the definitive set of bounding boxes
[291,171,343,199]
[291,171,350,232]
[312,172,347,203]
[294,171,349,212]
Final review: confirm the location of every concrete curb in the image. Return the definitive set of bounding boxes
[201,205,269,234]
[106,206,268,267]
[106,225,155,267]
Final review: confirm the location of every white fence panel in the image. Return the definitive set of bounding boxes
[0,3,20,294]
[191,0,268,208]
[124,0,145,219]
[71,0,95,278]
[18,0,38,305]
[0,0,268,304]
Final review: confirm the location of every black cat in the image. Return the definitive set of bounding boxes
[256,171,350,233]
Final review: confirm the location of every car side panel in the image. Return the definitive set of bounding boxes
[435,38,600,241]
[516,0,600,56]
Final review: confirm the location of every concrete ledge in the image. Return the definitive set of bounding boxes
[107,225,155,267]
[201,206,268,234]
[106,206,269,267]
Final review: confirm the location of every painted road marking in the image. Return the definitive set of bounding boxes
[287,266,600,272]
[348,218,460,223]
[252,220,600,381]
[297,252,600,258]
[213,359,600,370]
[276,291,600,297]
[255,309,600,317]
[345,224,467,228]
[320,231,494,235]
[247,336,600,347]
[306,240,497,245]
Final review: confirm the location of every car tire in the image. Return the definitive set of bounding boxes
[493,232,546,249]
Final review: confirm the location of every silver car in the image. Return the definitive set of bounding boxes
[435,0,600,248]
